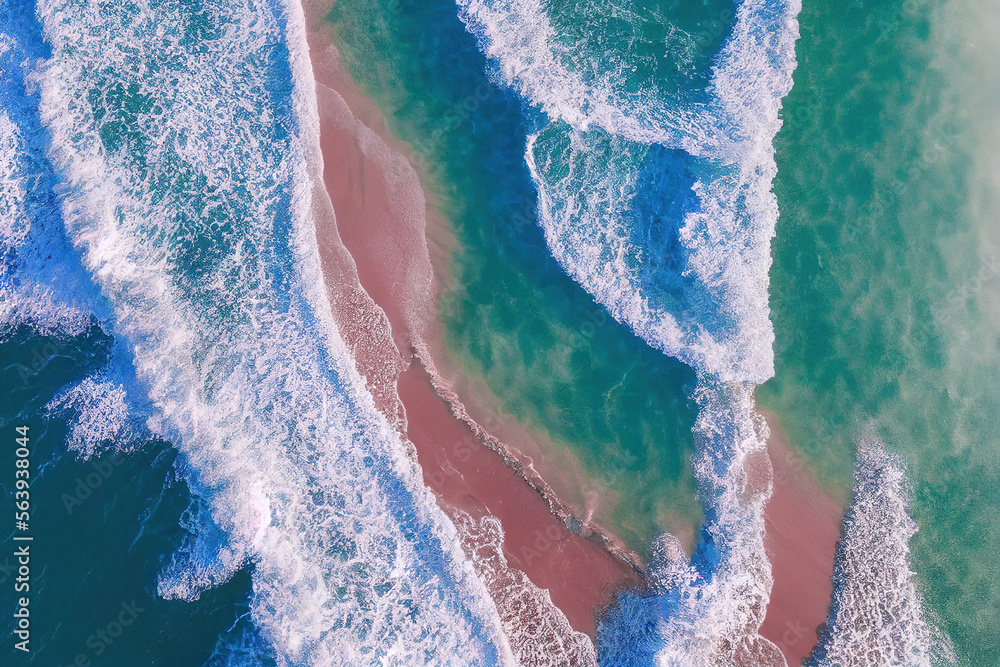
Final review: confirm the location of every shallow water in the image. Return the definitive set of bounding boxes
[2,0,996,663]
[761,0,1000,661]
[328,0,708,555]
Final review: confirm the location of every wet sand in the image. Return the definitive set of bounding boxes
[302,1,642,639]
[301,2,845,655]
[398,359,642,635]
[760,414,845,666]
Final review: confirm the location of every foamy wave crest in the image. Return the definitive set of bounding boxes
[46,375,141,458]
[35,0,513,663]
[526,123,777,382]
[158,491,254,600]
[454,511,598,667]
[456,0,708,147]
[458,0,799,155]
[598,382,784,666]
[461,0,799,382]
[0,112,31,251]
[807,438,956,667]
[459,0,800,659]
[0,24,106,337]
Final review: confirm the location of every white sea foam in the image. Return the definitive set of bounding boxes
[0,8,116,336]
[807,438,956,667]
[460,0,798,660]
[526,124,778,383]
[33,0,513,663]
[455,0,710,150]
[202,619,276,667]
[0,112,31,251]
[454,511,598,667]
[457,0,799,157]
[45,375,141,457]
[461,0,799,383]
[598,381,785,666]
[0,105,102,336]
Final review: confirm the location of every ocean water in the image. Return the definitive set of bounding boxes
[3,0,512,664]
[2,0,996,664]
[760,0,1000,662]
[332,0,990,663]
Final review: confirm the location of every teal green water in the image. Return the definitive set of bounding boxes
[1,325,263,666]
[545,0,734,95]
[328,0,999,662]
[327,0,720,553]
[760,0,1000,662]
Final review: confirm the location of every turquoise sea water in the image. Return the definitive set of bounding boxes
[2,0,997,663]
[327,0,710,554]
[331,0,997,663]
[761,0,1000,661]
[0,327,265,667]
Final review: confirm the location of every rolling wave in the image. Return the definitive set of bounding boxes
[0,4,106,336]
[597,382,784,665]
[460,0,800,383]
[29,0,514,662]
[807,438,956,667]
[459,0,800,662]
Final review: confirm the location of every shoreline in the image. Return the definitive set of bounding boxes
[302,0,645,562]
[302,0,642,641]
[760,412,845,666]
[300,3,845,660]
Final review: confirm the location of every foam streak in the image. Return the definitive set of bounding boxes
[33,0,514,662]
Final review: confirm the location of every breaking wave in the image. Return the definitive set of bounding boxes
[459,0,800,662]
[807,438,956,667]
[0,6,107,337]
[30,0,514,663]
[596,382,784,666]
[45,375,141,457]
[460,0,801,382]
